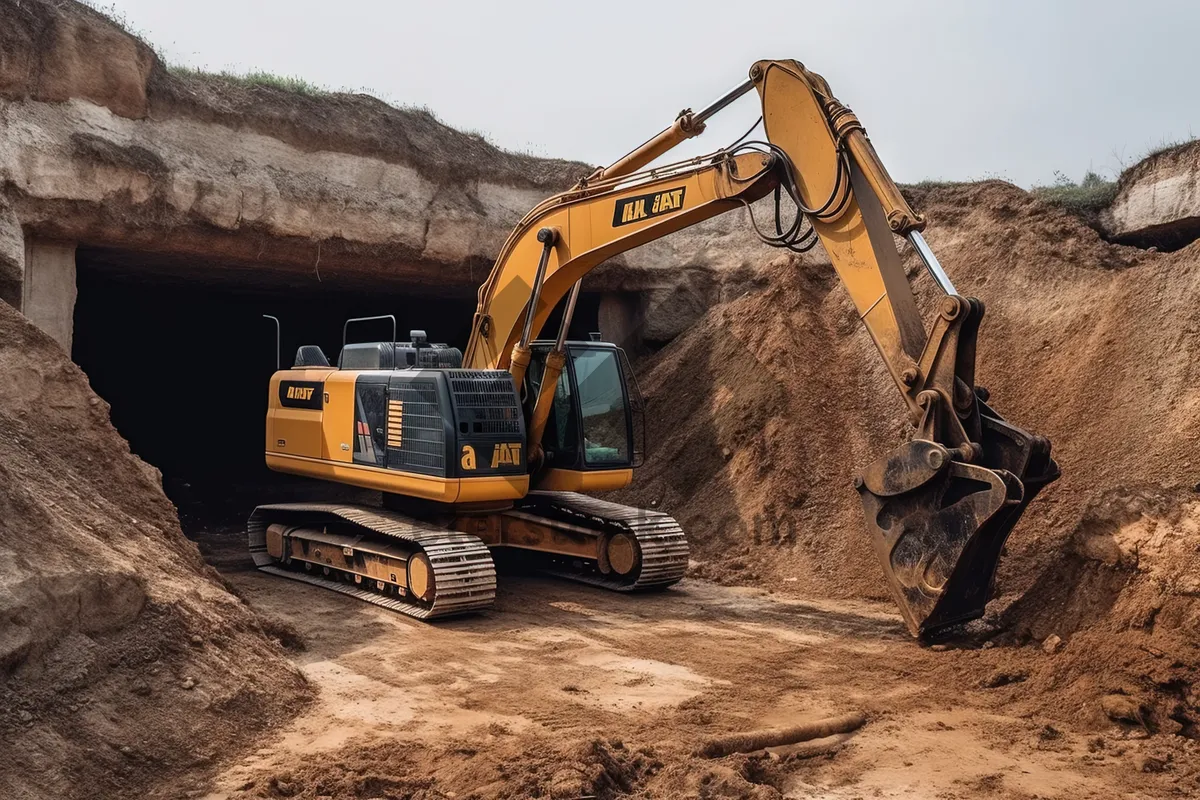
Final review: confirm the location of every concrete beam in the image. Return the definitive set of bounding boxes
[22,239,78,352]
[0,203,23,308]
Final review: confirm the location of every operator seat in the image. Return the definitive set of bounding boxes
[293,345,331,368]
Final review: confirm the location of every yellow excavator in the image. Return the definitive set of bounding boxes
[251,59,1059,637]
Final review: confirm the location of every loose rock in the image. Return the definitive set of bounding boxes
[1101,694,1146,727]
[1135,754,1168,773]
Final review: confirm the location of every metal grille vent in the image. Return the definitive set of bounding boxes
[388,380,445,474]
[449,371,523,436]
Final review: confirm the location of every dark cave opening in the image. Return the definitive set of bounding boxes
[71,249,600,531]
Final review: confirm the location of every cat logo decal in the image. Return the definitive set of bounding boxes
[490,443,522,468]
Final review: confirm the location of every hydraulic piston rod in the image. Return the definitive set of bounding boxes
[510,227,558,389]
[907,231,956,295]
[528,280,583,452]
[694,78,755,124]
[584,79,756,185]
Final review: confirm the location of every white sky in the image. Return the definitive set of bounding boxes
[102,0,1200,187]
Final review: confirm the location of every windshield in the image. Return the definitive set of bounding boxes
[570,347,631,466]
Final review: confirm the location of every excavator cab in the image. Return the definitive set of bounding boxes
[524,340,641,492]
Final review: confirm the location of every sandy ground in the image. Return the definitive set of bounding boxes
[182,528,1190,800]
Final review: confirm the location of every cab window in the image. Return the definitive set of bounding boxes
[528,354,578,466]
[570,347,631,466]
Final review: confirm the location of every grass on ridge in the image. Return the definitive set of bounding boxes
[1031,170,1117,213]
[168,65,331,97]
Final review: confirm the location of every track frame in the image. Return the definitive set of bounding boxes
[248,503,497,619]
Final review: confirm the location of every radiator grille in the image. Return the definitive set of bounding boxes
[449,371,522,435]
[388,380,444,474]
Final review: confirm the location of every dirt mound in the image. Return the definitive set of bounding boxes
[233,729,825,800]
[0,301,310,799]
[230,732,661,800]
[997,488,1200,734]
[620,179,1200,731]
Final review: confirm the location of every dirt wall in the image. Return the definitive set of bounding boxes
[0,300,311,799]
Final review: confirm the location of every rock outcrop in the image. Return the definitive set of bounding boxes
[1102,141,1200,250]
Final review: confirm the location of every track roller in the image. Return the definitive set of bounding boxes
[249,503,495,619]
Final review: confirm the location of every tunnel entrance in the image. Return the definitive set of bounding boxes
[71,247,600,532]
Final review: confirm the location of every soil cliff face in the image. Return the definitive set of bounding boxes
[1102,141,1200,250]
[0,0,776,323]
[0,0,584,296]
[0,300,311,799]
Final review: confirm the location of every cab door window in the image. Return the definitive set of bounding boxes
[528,353,578,466]
[570,348,631,467]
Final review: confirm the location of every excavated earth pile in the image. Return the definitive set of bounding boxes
[622,180,1200,735]
[0,301,310,799]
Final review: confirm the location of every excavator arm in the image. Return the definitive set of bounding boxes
[464,59,1059,637]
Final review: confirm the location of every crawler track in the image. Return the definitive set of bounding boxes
[248,503,496,619]
[509,491,689,590]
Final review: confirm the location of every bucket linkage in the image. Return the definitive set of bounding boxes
[855,295,1060,637]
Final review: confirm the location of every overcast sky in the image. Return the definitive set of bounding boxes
[102,0,1199,187]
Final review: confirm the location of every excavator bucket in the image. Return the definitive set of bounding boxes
[856,405,1059,638]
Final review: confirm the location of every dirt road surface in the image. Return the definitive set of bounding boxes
[184,529,1191,800]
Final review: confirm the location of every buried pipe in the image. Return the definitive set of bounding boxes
[698,711,867,758]
[760,732,855,761]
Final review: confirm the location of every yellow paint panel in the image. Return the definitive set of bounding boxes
[321,371,358,462]
[265,369,335,460]
[535,468,633,493]
[266,452,529,503]
[269,409,324,458]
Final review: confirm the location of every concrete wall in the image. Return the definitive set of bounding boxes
[20,240,77,352]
